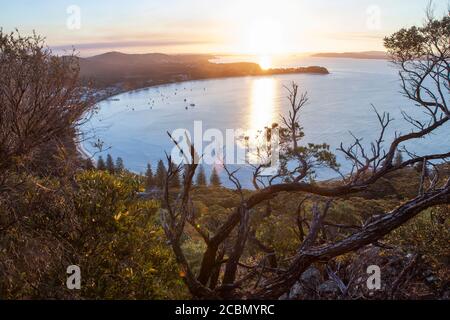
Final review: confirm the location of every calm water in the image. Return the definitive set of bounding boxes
[81,57,449,188]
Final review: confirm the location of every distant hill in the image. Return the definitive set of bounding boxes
[312,51,389,60]
[82,51,213,67]
[77,52,214,87]
[76,51,328,90]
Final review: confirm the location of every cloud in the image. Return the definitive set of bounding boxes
[320,31,386,41]
[50,38,215,51]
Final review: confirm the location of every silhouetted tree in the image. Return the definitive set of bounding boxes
[145,163,154,190]
[155,160,167,189]
[196,165,207,186]
[97,156,106,171]
[115,157,125,173]
[210,166,221,187]
[106,154,115,174]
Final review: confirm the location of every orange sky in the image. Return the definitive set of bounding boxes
[1,0,447,56]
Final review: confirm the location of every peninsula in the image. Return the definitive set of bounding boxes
[76,52,328,96]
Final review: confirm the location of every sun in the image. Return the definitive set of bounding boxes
[236,18,286,70]
[259,55,272,70]
[244,18,285,56]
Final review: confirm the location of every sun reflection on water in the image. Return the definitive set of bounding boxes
[235,77,278,165]
[249,77,277,132]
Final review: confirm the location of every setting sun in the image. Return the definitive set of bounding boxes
[259,55,272,70]
[243,18,286,55]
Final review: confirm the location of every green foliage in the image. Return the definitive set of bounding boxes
[1,169,188,299]
[384,15,449,59]
[75,170,140,231]
[279,142,339,181]
[74,170,187,299]
[388,205,450,270]
[2,162,448,299]
[329,197,399,226]
[254,210,300,261]
[0,173,79,298]
[191,187,240,232]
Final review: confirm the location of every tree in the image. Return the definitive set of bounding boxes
[84,158,95,170]
[169,162,181,188]
[0,31,94,298]
[145,163,154,190]
[160,11,450,300]
[106,154,115,174]
[195,165,207,186]
[155,160,167,189]
[74,170,188,299]
[0,30,93,175]
[115,157,125,173]
[394,150,404,166]
[97,156,106,171]
[210,167,221,187]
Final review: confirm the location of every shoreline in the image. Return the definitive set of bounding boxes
[93,67,330,103]
[75,131,96,165]
[79,66,331,170]
[76,139,93,161]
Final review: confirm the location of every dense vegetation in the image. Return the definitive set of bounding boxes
[0,12,449,300]
[2,154,447,299]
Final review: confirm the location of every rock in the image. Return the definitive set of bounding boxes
[318,280,340,296]
[288,281,305,300]
[284,267,322,300]
[300,267,322,287]
[278,293,289,300]
[425,275,438,284]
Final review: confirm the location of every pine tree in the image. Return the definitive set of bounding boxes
[169,162,181,188]
[155,160,167,189]
[196,165,207,186]
[394,151,403,166]
[115,157,125,173]
[145,163,154,190]
[106,154,115,174]
[210,166,222,187]
[97,156,106,171]
[84,158,95,170]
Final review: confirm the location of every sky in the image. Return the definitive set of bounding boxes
[0,0,447,56]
